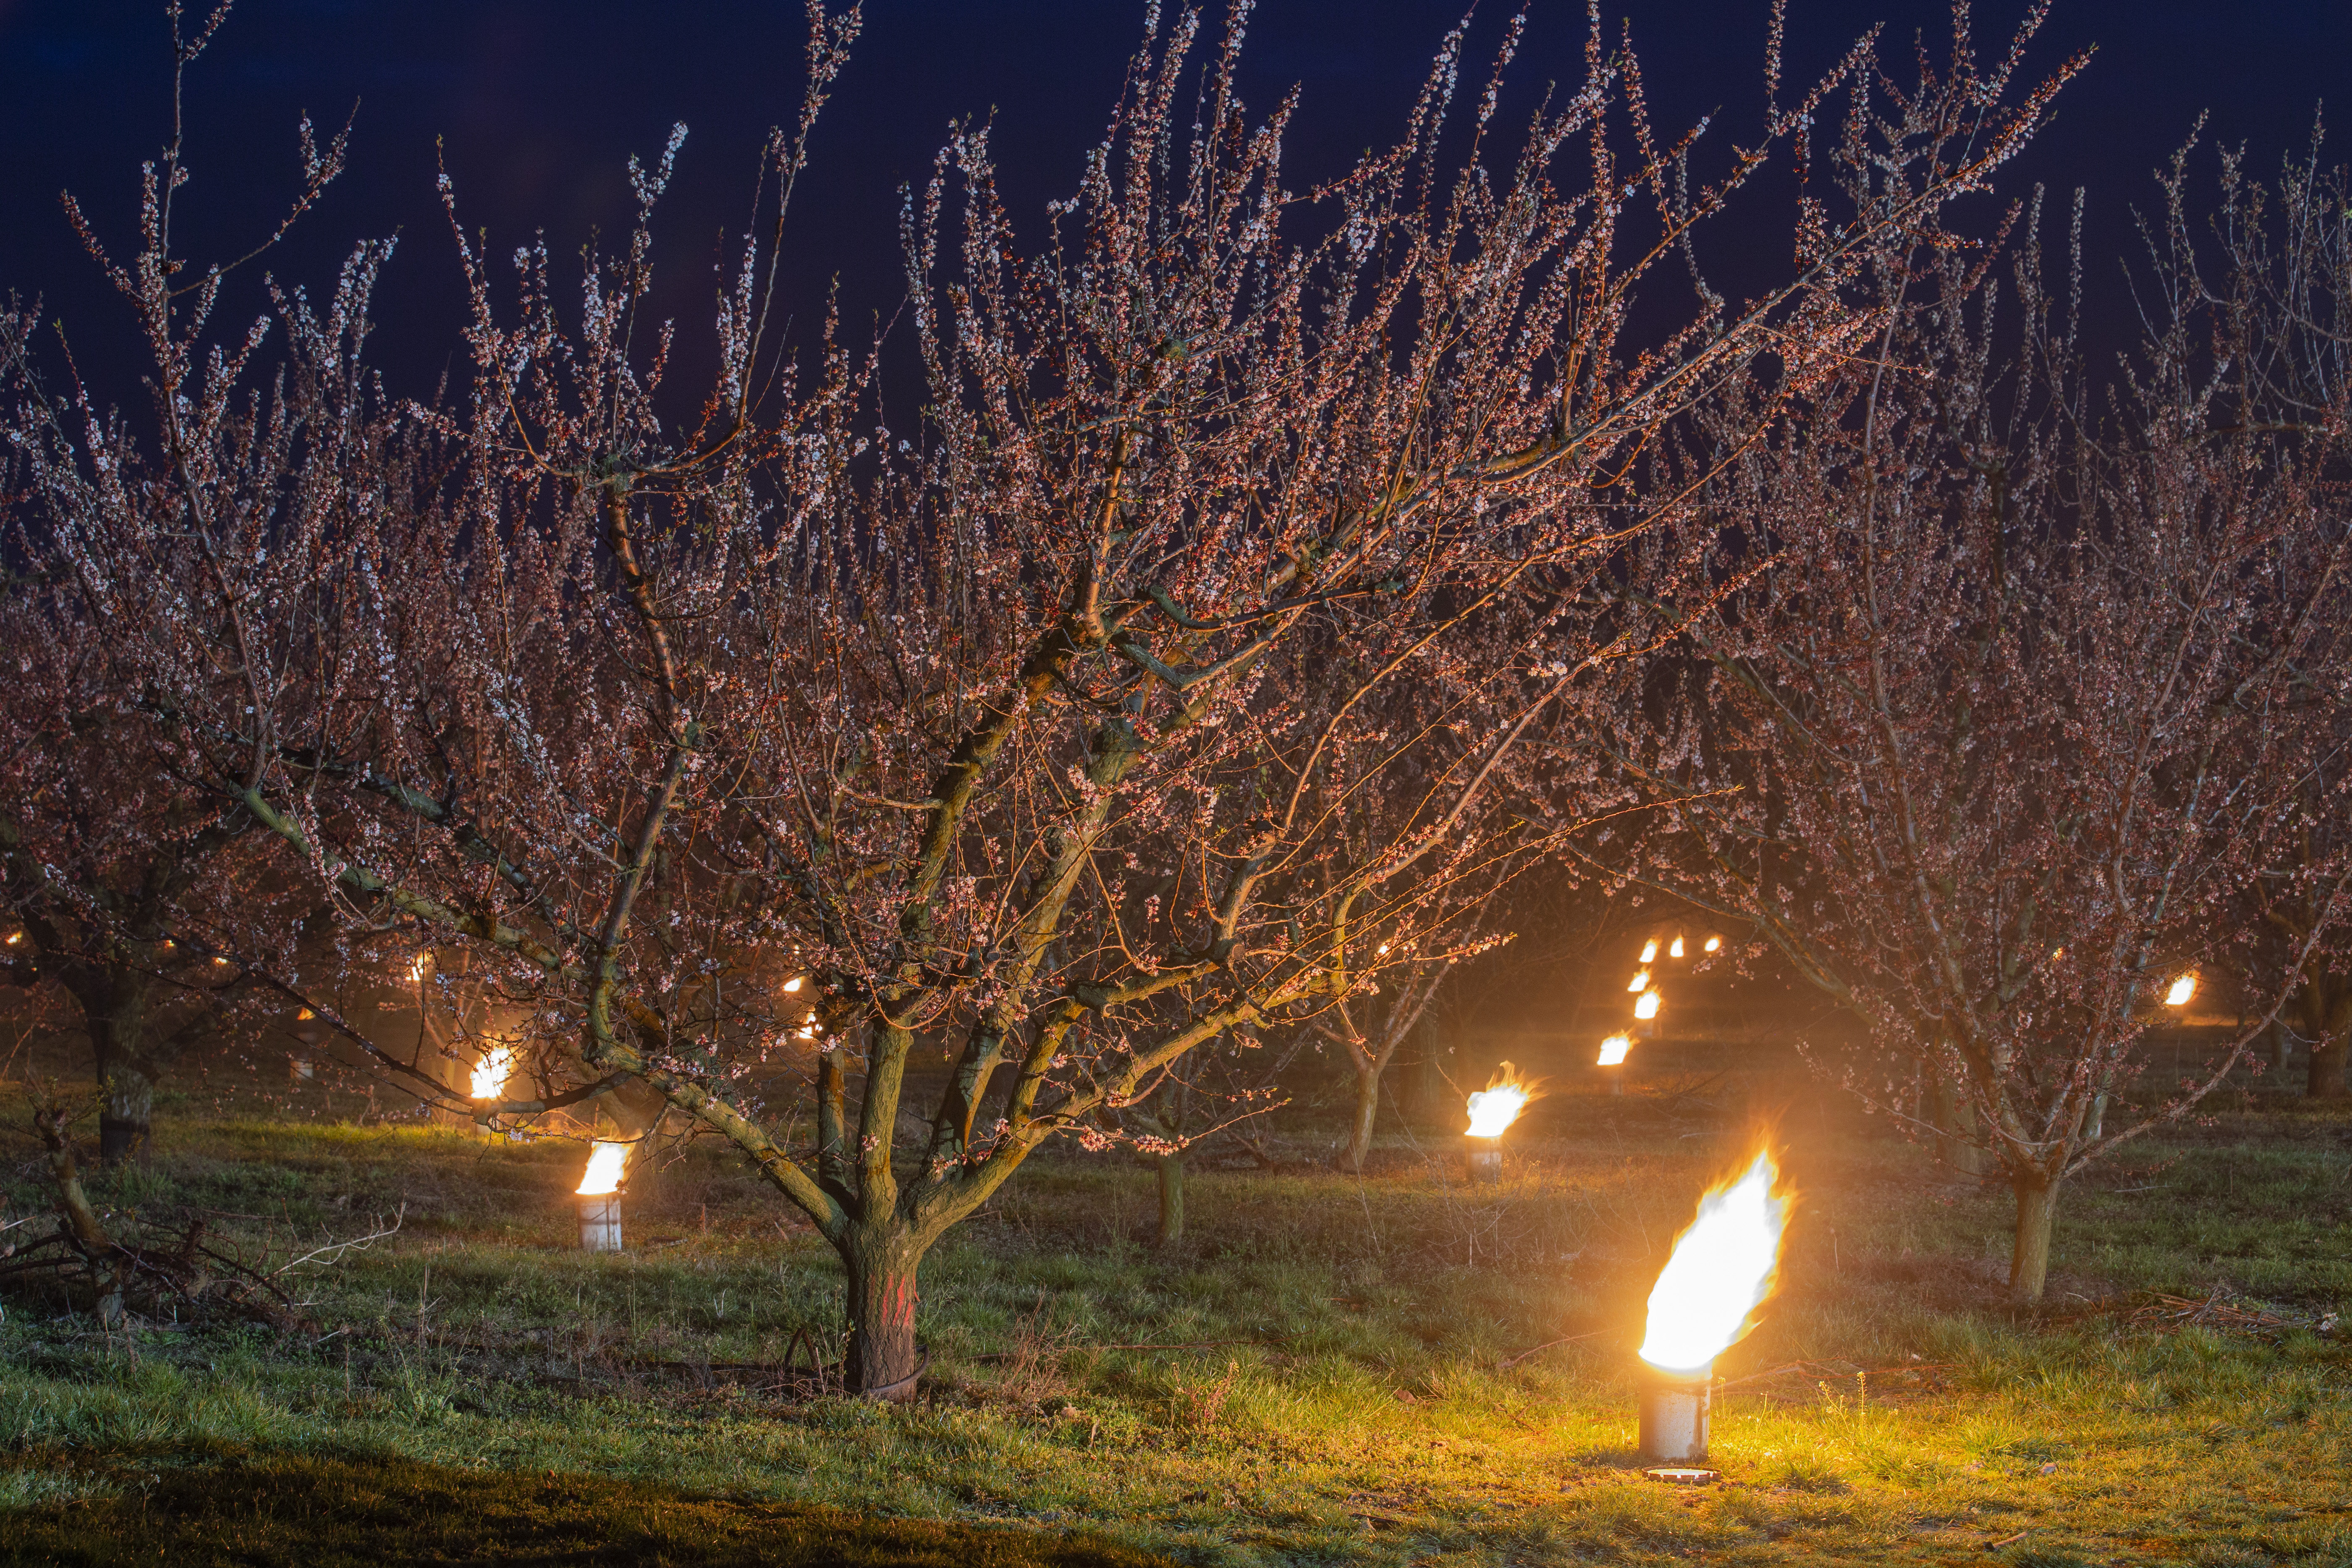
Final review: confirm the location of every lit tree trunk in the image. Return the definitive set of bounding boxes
[78,976,158,1165]
[2009,1170,2059,1304]
[839,1226,926,1400]
[1338,1065,1381,1174]
[1155,1151,1184,1248]
[97,1049,157,1165]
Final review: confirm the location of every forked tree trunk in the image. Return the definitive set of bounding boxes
[2008,1172,2059,1304]
[1155,1152,1184,1248]
[840,1230,925,1400]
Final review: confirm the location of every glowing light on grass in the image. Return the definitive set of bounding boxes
[576,1141,631,1196]
[1634,989,1661,1021]
[1464,1061,1538,1137]
[1639,1145,1792,1374]
[471,1045,513,1101]
[1597,1034,1632,1067]
[2165,973,2197,1007]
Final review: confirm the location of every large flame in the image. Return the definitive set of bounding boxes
[1596,1034,1632,1067]
[1634,989,1661,1020]
[1627,969,1652,992]
[1703,935,1722,953]
[2164,973,2197,1007]
[1465,1061,1540,1138]
[470,1045,513,1101]
[1669,935,1686,958]
[1638,1146,1792,1373]
[1640,939,1660,963]
[576,1141,631,1196]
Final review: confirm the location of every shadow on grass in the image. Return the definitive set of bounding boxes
[0,1443,1175,1568]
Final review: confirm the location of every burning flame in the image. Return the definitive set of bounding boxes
[1634,989,1661,1020]
[1669,935,1686,958]
[783,975,804,992]
[1596,1034,1632,1067]
[471,1045,513,1101]
[1627,969,1652,992]
[1465,1061,1539,1138]
[576,1141,630,1196]
[1640,939,1660,963]
[410,954,429,983]
[1703,935,1722,953]
[1639,1144,1792,1374]
[2164,973,2197,1007]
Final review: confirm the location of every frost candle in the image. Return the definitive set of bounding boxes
[575,1141,630,1252]
[1636,1145,1791,1469]
[1463,1062,1537,1181]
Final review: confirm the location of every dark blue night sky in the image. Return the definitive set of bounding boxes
[3,0,2344,401]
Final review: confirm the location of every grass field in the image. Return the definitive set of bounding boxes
[1,1067,2349,1566]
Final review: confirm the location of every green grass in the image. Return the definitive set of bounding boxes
[1,1076,2349,1565]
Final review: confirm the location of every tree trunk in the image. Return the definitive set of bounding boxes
[2308,1023,2350,1100]
[1337,1065,1380,1173]
[97,1054,156,1164]
[2008,1173,2059,1304]
[1925,1071,1986,1178]
[1155,1152,1184,1248]
[840,1231,925,1400]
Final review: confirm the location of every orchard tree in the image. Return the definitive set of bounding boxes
[37,3,2070,1387]
[0,15,375,1157]
[1590,141,2352,1301]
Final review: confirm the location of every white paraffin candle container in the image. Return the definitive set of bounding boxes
[577,1194,624,1252]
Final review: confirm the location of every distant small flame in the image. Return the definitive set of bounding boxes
[1639,1144,1792,1373]
[1628,969,1652,992]
[410,955,429,983]
[1703,936,1721,953]
[5,931,20,945]
[1634,989,1661,1020]
[576,1141,630,1196]
[1669,936,1686,958]
[471,1046,513,1101]
[783,976,804,992]
[1465,1061,1540,1138]
[1597,1034,1632,1067]
[1640,939,1660,963]
[2165,973,2196,1007]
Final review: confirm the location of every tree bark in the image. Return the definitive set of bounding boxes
[1925,1071,1987,1178]
[2008,1173,2059,1304]
[1337,1065,1380,1174]
[840,1230,925,1400]
[1155,1152,1184,1248]
[2308,1023,2350,1100]
[98,1052,157,1165]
